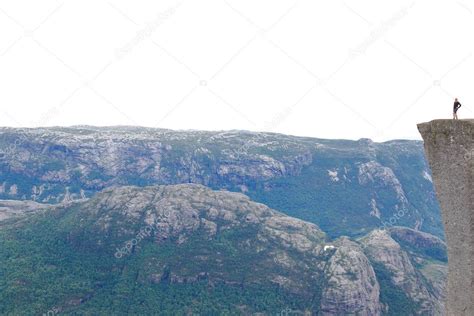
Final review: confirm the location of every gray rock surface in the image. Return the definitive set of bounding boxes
[0,200,50,222]
[321,237,382,316]
[69,184,331,298]
[418,119,474,316]
[360,230,444,315]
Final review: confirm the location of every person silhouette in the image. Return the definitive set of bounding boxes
[453,98,462,120]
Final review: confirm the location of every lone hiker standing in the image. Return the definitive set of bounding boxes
[453,98,462,120]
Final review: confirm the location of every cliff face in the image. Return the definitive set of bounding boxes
[418,119,474,316]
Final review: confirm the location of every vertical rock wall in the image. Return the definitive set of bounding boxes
[418,119,474,316]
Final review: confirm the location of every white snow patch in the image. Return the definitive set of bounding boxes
[324,245,336,251]
[422,170,432,183]
[328,169,339,182]
[369,199,381,219]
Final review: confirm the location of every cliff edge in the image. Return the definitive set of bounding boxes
[418,119,474,316]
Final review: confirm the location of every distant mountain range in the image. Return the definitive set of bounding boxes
[0,126,442,239]
[0,127,446,315]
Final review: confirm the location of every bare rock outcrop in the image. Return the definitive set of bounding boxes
[0,200,50,222]
[360,230,443,315]
[321,237,382,316]
[418,119,474,316]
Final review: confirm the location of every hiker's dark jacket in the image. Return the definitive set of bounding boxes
[454,101,462,112]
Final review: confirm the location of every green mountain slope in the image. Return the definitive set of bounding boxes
[0,185,445,315]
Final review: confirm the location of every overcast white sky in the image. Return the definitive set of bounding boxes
[0,0,472,141]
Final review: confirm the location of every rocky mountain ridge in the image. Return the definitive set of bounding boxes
[0,126,442,239]
[0,184,446,315]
